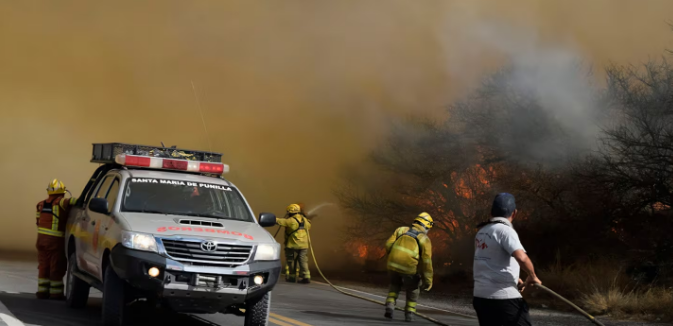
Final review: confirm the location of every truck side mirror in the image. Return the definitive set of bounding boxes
[89,198,109,214]
[258,213,276,227]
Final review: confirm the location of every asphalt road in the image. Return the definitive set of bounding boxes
[0,259,478,326]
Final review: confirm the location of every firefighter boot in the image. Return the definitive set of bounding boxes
[36,278,50,299]
[36,291,50,300]
[299,278,310,284]
[286,276,296,283]
[384,303,394,319]
[50,294,65,301]
[405,312,415,322]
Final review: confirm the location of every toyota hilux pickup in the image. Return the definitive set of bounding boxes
[64,143,280,326]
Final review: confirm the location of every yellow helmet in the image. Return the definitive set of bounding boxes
[286,204,301,214]
[47,179,66,195]
[414,212,434,230]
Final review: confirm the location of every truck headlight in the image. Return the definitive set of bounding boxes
[254,243,280,261]
[121,231,158,253]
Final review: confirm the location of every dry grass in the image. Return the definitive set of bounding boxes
[531,257,673,322]
[580,287,673,321]
[537,258,631,297]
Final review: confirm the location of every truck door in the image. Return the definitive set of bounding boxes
[81,175,115,274]
[90,176,120,279]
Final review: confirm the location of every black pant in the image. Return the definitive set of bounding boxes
[386,272,421,312]
[473,297,532,326]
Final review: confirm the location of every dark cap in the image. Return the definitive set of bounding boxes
[491,193,516,217]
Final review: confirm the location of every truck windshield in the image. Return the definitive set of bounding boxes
[121,177,254,222]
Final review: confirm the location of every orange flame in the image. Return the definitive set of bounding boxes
[349,163,499,266]
[357,244,368,258]
[346,239,385,261]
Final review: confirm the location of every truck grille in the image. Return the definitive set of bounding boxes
[178,219,224,228]
[161,239,253,265]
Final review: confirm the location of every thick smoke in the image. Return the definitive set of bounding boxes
[0,1,672,270]
[0,1,453,262]
[438,14,607,167]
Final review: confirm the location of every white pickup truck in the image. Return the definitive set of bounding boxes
[64,143,280,326]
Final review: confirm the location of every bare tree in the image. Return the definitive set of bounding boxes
[586,61,673,216]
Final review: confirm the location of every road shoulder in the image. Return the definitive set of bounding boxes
[0,298,25,326]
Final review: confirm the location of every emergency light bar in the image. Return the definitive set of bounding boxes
[115,154,229,174]
[91,143,222,163]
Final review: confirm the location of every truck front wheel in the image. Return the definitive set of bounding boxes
[65,252,90,308]
[244,292,271,326]
[102,264,128,326]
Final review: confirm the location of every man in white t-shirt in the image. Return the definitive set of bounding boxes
[473,193,542,326]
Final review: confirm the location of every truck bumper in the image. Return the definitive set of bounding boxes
[109,245,281,313]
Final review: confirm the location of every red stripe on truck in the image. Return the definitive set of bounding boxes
[156,226,254,240]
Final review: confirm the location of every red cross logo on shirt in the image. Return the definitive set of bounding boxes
[475,238,488,250]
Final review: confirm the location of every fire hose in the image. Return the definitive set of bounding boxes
[278,205,606,326]
[306,230,606,326]
[533,284,606,326]
[305,229,462,326]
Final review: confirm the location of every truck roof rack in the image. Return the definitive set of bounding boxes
[91,143,223,164]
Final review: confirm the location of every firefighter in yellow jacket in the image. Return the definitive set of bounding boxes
[277,204,312,284]
[384,212,434,322]
[35,179,78,300]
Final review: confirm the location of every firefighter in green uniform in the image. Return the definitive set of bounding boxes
[384,212,434,322]
[277,204,312,284]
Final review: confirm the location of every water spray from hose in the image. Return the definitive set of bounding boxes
[307,202,334,216]
[273,202,335,238]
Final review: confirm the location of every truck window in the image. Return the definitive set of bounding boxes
[105,179,120,213]
[121,178,254,222]
[95,176,114,199]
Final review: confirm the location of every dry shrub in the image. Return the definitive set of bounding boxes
[532,257,673,321]
[581,287,673,321]
[537,257,631,298]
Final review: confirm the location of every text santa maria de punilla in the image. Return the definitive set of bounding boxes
[131,178,232,191]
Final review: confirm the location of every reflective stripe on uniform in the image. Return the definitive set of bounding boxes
[406,301,417,312]
[49,287,63,294]
[386,290,398,303]
[387,262,416,274]
[391,245,419,259]
[423,258,432,264]
[37,227,64,237]
[60,197,76,209]
[50,281,64,294]
[52,204,60,232]
[37,278,50,293]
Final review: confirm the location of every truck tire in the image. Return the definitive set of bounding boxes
[65,252,90,309]
[102,264,128,326]
[244,292,271,326]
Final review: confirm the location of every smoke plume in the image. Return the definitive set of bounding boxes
[0,1,671,271]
